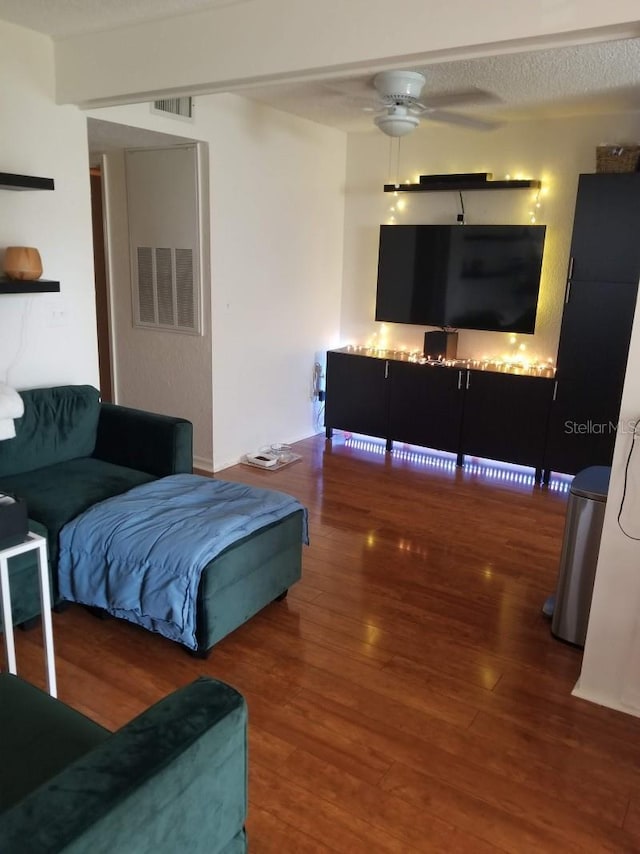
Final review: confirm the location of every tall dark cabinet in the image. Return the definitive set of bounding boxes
[544,173,640,476]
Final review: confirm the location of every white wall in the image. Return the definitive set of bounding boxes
[0,20,98,391]
[340,112,640,366]
[90,96,346,471]
[192,94,346,470]
[576,285,640,715]
[54,0,640,107]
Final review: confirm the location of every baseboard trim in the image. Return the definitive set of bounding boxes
[571,678,640,719]
[193,455,214,473]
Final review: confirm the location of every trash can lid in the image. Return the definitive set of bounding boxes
[570,465,611,501]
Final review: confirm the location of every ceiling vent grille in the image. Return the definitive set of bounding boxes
[152,97,194,120]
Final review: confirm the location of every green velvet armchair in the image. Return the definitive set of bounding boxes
[0,674,247,853]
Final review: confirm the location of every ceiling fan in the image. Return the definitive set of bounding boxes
[334,70,500,137]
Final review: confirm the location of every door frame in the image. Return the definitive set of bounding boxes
[90,160,115,402]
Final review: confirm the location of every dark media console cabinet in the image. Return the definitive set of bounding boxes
[325,349,554,480]
[325,172,640,480]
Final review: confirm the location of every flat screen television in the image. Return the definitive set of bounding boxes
[375,224,546,333]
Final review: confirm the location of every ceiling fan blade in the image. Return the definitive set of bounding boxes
[319,81,381,112]
[321,78,376,100]
[423,109,501,130]
[415,88,501,110]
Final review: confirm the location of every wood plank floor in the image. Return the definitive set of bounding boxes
[15,434,640,852]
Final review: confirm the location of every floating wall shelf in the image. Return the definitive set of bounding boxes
[383,172,541,193]
[0,278,60,294]
[0,172,55,191]
[1,171,59,291]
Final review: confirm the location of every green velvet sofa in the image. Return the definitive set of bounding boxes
[0,384,304,656]
[0,385,193,628]
[0,672,248,853]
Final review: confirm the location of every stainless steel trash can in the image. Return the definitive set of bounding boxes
[551,465,610,647]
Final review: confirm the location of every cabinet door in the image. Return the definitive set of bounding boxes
[545,280,638,475]
[569,173,640,283]
[325,351,389,439]
[461,371,554,468]
[555,279,637,382]
[544,382,625,475]
[388,362,464,453]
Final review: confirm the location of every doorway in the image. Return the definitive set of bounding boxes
[86,118,214,470]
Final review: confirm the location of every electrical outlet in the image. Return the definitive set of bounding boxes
[44,299,68,328]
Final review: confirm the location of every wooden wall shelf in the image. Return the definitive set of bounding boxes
[0,279,60,294]
[384,173,540,193]
[0,172,55,191]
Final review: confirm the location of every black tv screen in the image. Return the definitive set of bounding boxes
[375,224,546,333]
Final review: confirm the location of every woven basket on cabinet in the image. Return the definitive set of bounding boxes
[596,144,640,173]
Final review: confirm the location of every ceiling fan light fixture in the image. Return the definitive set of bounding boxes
[373,70,426,103]
[374,111,420,137]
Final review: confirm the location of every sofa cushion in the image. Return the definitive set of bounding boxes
[0,458,156,574]
[0,672,110,813]
[0,386,101,478]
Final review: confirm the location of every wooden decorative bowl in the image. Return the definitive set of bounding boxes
[3,246,43,280]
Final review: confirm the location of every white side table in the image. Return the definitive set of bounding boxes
[0,532,57,697]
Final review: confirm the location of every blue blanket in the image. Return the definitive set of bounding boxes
[58,474,308,650]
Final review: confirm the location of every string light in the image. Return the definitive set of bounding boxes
[346,343,556,377]
[340,434,571,491]
[528,185,543,224]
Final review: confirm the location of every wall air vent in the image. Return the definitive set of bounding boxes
[136,247,155,323]
[134,246,198,333]
[152,97,194,120]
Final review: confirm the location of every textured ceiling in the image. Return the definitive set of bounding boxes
[239,39,640,131]
[0,0,638,129]
[0,0,253,38]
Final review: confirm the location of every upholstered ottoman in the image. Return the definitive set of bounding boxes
[58,475,307,657]
[193,508,304,654]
